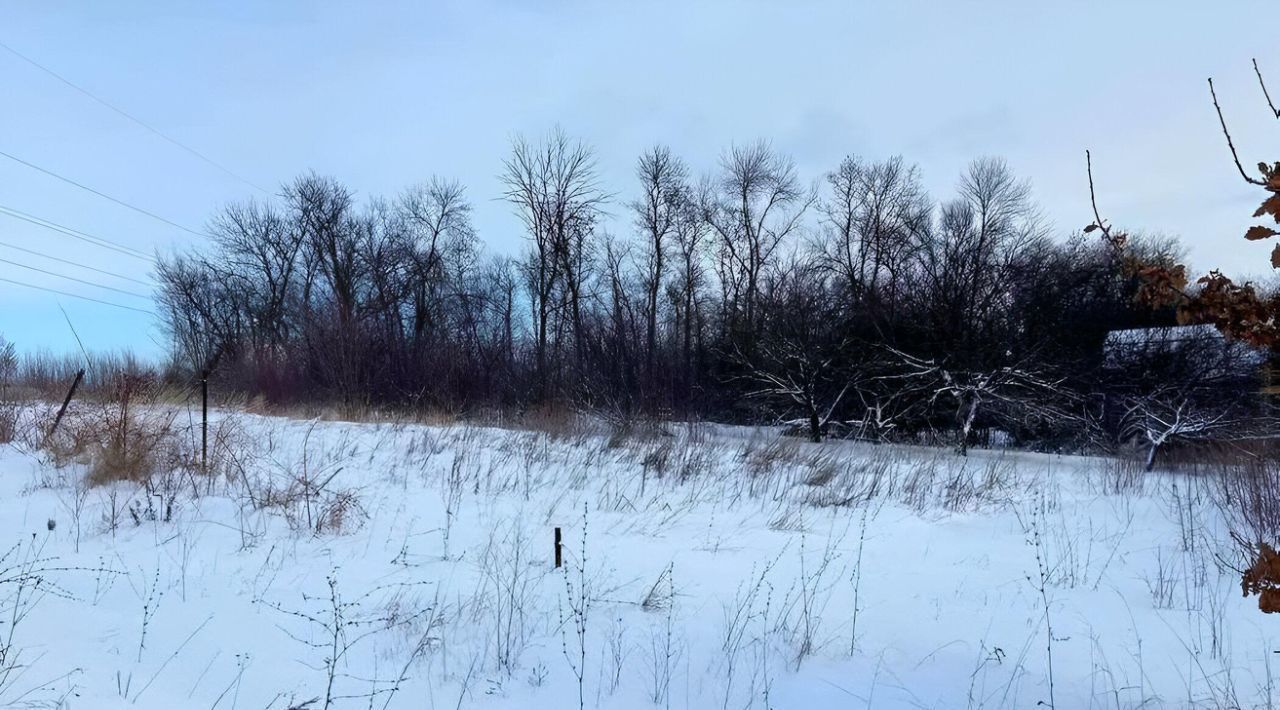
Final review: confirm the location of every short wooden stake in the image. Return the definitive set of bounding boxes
[554,527,563,568]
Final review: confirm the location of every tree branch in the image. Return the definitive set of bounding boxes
[1254,58,1280,119]
[1209,77,1267,186]
[1085,150,1125,252]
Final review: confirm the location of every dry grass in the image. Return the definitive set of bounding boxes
[246,396,460,428]
[1094,455,1147,496]
[1215,458,1280,545]
[1205,455,1280,615]
[741,436,802,478]
[510,402,594,440]
[796,446,1015,514]
[223,421,370,536]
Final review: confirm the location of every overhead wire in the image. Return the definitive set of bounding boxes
[0,148,210,238]
[0,256,151,299]
[0,37,271,195]
[0,38,270,321]
[0,204,155,261]
[0,238,152,286]
[0,276,154,314]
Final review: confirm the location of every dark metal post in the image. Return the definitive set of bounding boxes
[554,527,563,568]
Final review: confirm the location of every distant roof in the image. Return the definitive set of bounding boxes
[1104,324,1221,348]
[1103,324,1268,372]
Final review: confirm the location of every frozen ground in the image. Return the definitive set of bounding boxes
[0,411,1273,709]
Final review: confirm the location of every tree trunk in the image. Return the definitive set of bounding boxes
[536,301,549,398]
[957,396,979,456]
[646,284,658,406]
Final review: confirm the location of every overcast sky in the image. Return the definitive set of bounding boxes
[2,1,1277,358]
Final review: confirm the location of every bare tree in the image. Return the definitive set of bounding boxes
[208,198,305,353]
[669,187,711,412]
[1116,388,1267,470]
[913,159,1047,353]
[0,334,15,431]
[285,174,369,403]
[632,146,689,401]
[502,128,607,397]
[740,259,849,442]
[594,234,641,412]
[1099,322,1271,469]
[485,255,521,375]
[879,346,1074,455]
[155,253,244,373]
[703,141,814,352]
[288,174,359,321]
[818,155,929,320]
[397,177,477,344]
[0,335,13,384]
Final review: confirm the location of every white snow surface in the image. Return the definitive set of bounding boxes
[0,411,1273,709]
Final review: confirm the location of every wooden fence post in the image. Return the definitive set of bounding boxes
[46,368,85,444]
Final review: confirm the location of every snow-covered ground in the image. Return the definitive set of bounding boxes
[0,411,1272,709]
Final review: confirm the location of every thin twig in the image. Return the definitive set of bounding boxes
[1085,150,1123,252]
[1254,58,1280,119]
[1208,77,1266,186]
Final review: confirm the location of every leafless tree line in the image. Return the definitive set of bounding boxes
[148,128,1273,455]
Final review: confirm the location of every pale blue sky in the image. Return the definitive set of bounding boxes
[2,1,1276,358]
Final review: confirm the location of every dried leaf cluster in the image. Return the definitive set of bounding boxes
[1241,541,1280,613]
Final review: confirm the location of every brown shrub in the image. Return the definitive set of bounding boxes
[83,376,178,486]
[317,489,367,534]
[31,373,184,486]
[247,472,367,536]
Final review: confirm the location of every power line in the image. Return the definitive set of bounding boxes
[0,148,210,237]
[0,239,151,286]
[0,204,154,261]
[0,38,271,195]
[0,276,154,315]
[0,256,151,299]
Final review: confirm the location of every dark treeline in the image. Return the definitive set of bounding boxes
[154,129,1262,456]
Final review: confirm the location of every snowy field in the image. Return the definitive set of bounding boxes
[0,409,1273,709]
